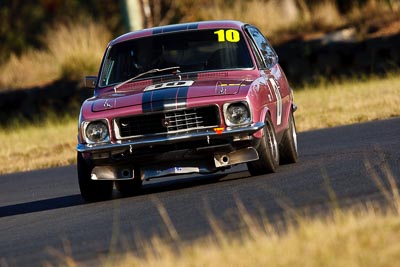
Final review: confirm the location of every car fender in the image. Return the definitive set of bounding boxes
[253,107,271,139]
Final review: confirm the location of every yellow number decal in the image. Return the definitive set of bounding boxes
[214,29,225,42]
[225,29,240,42]
[214,29,240,42]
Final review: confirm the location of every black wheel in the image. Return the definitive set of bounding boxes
[77,152,113,202]
[115,168,143,196]
[279,111,298,164]
[247,114,279,176]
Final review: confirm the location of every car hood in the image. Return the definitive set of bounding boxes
[91,78,247,112]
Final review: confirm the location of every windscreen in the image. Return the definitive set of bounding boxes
[99,29,254,87]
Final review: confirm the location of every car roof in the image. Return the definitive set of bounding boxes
[110,20,248,46]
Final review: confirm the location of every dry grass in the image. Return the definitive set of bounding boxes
[199,0,292,35]
[1,1,399,89]
[308,1,344,29]
[46,21,111,81]
[101,206,400,267]
[0,118,77,175]
[0,20,110,89]
[199,0,400,43]
[295,74,400,131]
[0,50,58,89]
[100,161,400,267]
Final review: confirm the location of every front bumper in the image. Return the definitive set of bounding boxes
[78,122,264,180]
[77,122,264,153]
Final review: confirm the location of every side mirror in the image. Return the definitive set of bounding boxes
[84,76,97,89]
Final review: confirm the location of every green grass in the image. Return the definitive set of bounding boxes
[0,74,399,175]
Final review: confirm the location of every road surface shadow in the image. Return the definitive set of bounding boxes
[0,171,249,218]
[137,172,242,196]
[0,194,84,218]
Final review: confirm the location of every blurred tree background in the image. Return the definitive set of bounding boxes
[0,0,122,64]
[2,0,398,63]
[0,0,399,89]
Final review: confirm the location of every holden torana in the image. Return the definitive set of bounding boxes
[77,20,298,201]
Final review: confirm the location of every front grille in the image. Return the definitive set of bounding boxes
[116,106,220,138]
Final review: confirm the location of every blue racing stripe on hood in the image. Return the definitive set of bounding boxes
[142,86,189,113]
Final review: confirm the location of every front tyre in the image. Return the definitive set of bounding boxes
[77,152,113,202]
[279,111,298,164]
[247,114,279,176]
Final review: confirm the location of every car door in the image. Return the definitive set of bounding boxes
[245,25,291,133]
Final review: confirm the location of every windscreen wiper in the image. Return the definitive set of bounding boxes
[114,66,180,92]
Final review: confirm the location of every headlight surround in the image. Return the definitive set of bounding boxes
[223,102,252,127]
[83,120,110,144]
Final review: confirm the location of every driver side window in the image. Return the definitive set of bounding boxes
[246,26,278,69]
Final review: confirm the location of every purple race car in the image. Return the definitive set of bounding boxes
[77,20,298,201]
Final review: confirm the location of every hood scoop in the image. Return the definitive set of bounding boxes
[144,80,194,91]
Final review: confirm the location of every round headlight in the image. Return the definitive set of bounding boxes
[85,121,109,143]
[224,102,251,126]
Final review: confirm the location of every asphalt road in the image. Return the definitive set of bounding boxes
[1,118,399,266]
